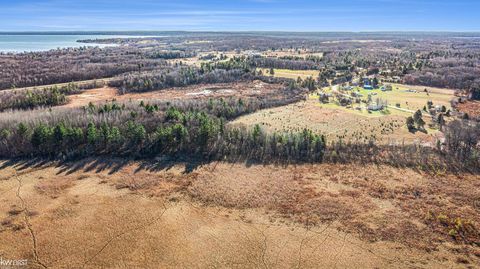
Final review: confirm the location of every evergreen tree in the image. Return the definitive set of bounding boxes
[87,122,98,145]
[17,123,29,138]
[406,116,415,131]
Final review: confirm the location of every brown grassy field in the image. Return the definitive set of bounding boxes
[232,83,456,145]
[0,159,478,268]
[63,81,284,108]
[258,68,320,80]
[457,100,480,119]
[231,98,438,144]
[117,81,284,102]
[167,56,202,67]
[64,87,118,108]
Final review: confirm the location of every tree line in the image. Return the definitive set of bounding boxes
[0,93,319,162]
[0,96,477,172]
[0,46,171,90]
[112,64,296,94]
[0,83,80,111]
[113,67,254,94]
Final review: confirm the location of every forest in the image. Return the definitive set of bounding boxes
[0,96,477,172]
[0,83,80,111]
[0,88,314,161]
[0,32,478,172]
[0,46,170,90]
[2,33,480,99]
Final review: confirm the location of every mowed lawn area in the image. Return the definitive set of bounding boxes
[231,83,454,144]
[231,98,436,145]
[322,83,454,114]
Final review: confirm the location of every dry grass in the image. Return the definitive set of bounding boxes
[118,80,283,102]
[63,86,118,108]
[231,98,435,144]
[0,160,478,268]
[355,83,454,112]
[35,178,75,199]
[188,163,480,257]
[457,100,480,119]
[60,81,285,108]
[258,68,320,80]
[319,84,455,122]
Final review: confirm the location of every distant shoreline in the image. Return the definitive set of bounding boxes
[1,31,480,39]
[0,34,123,53]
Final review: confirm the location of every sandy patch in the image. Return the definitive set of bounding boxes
[64,87,118,108]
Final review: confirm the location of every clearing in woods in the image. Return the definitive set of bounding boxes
[62,81,284,108]
[322,83,454,114]
[231,83,455,144]
[258,68,320,80]
[231,97,438,144]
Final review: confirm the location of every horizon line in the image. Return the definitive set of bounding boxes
[1,30,480,34]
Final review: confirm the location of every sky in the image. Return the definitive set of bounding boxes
[0,0,479,32]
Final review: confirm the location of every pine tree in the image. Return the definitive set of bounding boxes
[54,122,67,143]
[87,122,98,145]
[406,116,415,131]
[17,123,29,138]
[437,114,446,131]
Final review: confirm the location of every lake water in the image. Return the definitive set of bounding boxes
[0,35,132,53]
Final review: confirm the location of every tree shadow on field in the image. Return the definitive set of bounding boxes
[0,158,52,172]
[134,156,210,174]
[0,155,212,177]
[0,154,297,178]
[54,158,133,175]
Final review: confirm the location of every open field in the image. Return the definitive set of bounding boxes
[167,51,240,67]
[167,56,202,67]
[118,81,284,102]
[231,83,453,143]
[1,78,113,95]
[259,68,320,80]
[63,87,118,108]
[61,81,286,108]
[325,84,455,113]
[0,159,478,268]
[231,98,439,144]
